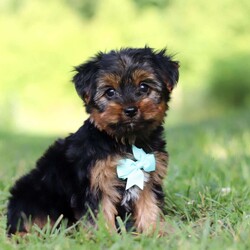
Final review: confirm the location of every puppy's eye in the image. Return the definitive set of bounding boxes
[105,88,116,98]
[139,83,150,93]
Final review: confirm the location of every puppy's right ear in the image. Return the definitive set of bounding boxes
[72,54,102,103]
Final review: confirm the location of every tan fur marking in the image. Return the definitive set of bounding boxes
[138,99,167,132]
[132,69,155,85]
[152,151,168,185]
[90,103,123,135]
[91,156,125,197]
[101,196,118,230]
[133,151,167,233]
[90,151,167,233]
[134,184,161,234]
[131,151,167,234]
[23,216,55,233]
[15,232,28,237]
[91,156,126,230]
[139,99,166,121]
[98,73,121,89]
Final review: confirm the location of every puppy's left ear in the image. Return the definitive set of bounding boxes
[72,53,102,104]
[155,50,180,92]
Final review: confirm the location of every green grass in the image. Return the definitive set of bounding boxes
[0,109,249,249]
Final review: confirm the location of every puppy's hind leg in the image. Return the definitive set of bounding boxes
[6,196,53,235]
[6,179,72,236]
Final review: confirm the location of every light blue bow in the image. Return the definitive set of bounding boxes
[117,145,156,190]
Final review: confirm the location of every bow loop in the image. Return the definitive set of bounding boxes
[132,145,146,161]
[117,145,156,190]
[141,153,156,172]
[117,159,135,179]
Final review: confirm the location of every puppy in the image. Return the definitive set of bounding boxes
[7,47,179,235]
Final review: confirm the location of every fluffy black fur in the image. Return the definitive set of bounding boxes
[7,47,179,235]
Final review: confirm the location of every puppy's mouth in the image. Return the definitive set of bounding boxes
[109,121,136,132]
[108,118,155,137]
[123,120,136,129]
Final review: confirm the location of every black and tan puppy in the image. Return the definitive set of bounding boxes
[7,47,179,235]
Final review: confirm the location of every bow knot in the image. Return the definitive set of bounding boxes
[117,145,156,190]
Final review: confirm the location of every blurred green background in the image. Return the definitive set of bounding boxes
[1,0,250,135]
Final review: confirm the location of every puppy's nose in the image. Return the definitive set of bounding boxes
[124,106,138,117]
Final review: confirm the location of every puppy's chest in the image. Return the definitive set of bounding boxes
[91,154,151,190]
[120,172,150,211]
[91,151,167,209]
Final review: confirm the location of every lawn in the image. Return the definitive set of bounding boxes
[0,109,249,249]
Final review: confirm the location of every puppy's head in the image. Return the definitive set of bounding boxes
[73,47,179,139]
